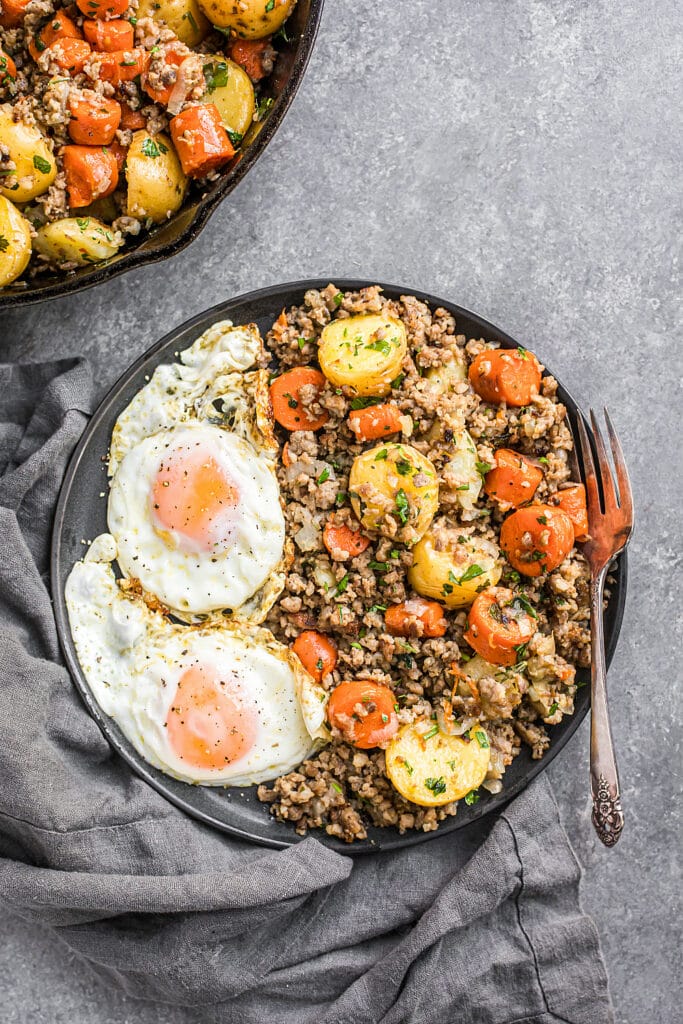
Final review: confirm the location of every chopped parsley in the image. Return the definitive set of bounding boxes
[182,9,198,30]
[537,514,548,525]
[394,489,410,524]
[517,345,528,359]
[465,789,480,805]
[265,0,275,10]
[350,395,378,410]
[204,60,229,92]
[368,603,387,613]
[297,337,307,350]
[335,491,347,506]
[365,338,391,357]
[349,641,362,650]
[514,641,529,661]
[472,728,489,749]
[75,218,90,230]
[381,713,389,723]
[140,138,168,159]
[402,758,414,776]
[315,658,323,671]
[457,563,485,584]
[283,391,298,408]
[227,129,244,147]
[423,724,439,741]
[538,456,550,465]
[442,583,453,595]
[333,291,344,307]
[335,574,349,595]
[391,373,405,389]
[395,459,413,476]
[255,96,274,120]
[330,780,342,794]
[510,594,538,619]
[368,561,389,572]
[316,467,330,485]
[548,701,559,716]
[32,155,52,174]
[374,448,388,461]
[475,460,492,476]
[424,776,447,795]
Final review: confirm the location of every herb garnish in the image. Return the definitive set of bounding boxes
[425,776,447,795]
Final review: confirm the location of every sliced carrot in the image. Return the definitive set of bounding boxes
[227,37,271,82]
[548,484,589,542]
[119,101,147,130]
[484,448,543,507]
[106,138,127,172]
[95,48,149,86]
[464,586,536,666]
[327,680,399,749]
[62,144,119,207]
[28,11,82,62]
[322,521,370,561]
[469,347,542,407]
[292,631,338,683]
[499,504,575,577]
[77,0,129,19]
[68,93,122,146]
[141,41,188,106]
[269,367,329,431]
[385,598,447,639]
[0,0,30,28]
[0,48,16,82]
[169,103,235,178]
[83,18,134,52]
[41,37,92,74]
[348,402,403,442]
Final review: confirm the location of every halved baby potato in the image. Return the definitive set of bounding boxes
[348,442,439,544]
[0,196,32,287]
[386,719,490,806]
[197,0,295,38]
[0,105,57,203]
[441,428,482,512]
[33,217,121,266]
[125,131,188,224]
[408,525,502,608]
[137,0,210,46]
[319,313,407,397]
[425,351,467,392]
[200,56,255,138]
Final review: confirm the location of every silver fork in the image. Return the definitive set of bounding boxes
[575,409,634,847]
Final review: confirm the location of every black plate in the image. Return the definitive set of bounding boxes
[0,2,324,310]
[51,279,627,854]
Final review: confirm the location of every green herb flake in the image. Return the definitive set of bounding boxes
[140,138,168,159]
[330,780,342,794]
[33,155,52,174]
[423,724,439,741]
[368,561,389,572]
[537,514,548,525]
[333,292,344,308]
[350,395,378,410]
[317,467,330,485]
[425,776,447,795]
[297,336,307,350]
[255,96,274,121]
[315,658,323,671]
[442,583,453,595]
[369,603,387,613]
[335,491,347,507]
[203,60,229,93]
[75,217,90,231]
[394,489,410,524]
[458,563,485,584]
[475,460,492,476]
[402,759,414,776]
[365,338,392,357]
[335,574,349,595]
[548,701,559,716]
[538,456,549,465]
[395,459,412,476]
[473,729,489,749]
[465,789,480,805]
[226,129,243,147]
[183,9,198,31]
[374,448,388,461]
[510,594,538,619]
[390,373,405,389]
[349,641,362,650]
[381,713,389,723]
[265,0,275,10]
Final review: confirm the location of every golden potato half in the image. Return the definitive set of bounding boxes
[200,57,255,138]
[0,105,56,204]
[408,525,502,608]
[349,443,439,544]
[197,0,295,38]
[386,720,490,806]
[125,132,187,224]
[319,313,407,397]
[137,0,210,45]
[33,217,121,267]
[0,196,31,287]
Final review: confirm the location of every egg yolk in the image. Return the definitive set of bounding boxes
[152,444,238,551]
[166,663,257,770]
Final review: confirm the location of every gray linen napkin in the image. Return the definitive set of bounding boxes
[0,358,613,1023]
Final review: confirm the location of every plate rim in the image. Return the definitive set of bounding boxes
[51,278,628,855]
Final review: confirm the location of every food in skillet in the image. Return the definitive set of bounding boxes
[0,0,296,286]
[64,285,591,843]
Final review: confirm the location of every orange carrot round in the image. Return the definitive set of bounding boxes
[548,484,589,542]
[469,348,542,407]
[77,0,129,19]
[499,504,574,576]
[464,587,536,666]
[141,41,188,106]
[106,138,127,172]
[170,103,235,178]
[62,144,119,207]
[95,48,149,86]
[83,18,133,52]
[385,598,447,638]
[41,37,91,74]
[119,101,147,131]
[269,367,330,431]
[28,11,82,62]
[292,631,338,683]
[0,48,17,82]
[484,448,543,507]
[327,680,399,749]
[68,93,122,146]
[0,0,30,28]
[348,402,403,442]
[227,37,271,81]
[322,521,370,561]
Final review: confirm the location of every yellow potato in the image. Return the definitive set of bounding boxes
[319,313,407,397]
[441,429,482,512]
[137,0,210,46]
[425,351,467,392]
[125,132,187,224]
[0,105,57,203]
[33,217,121,266]
[386,720,490,806]
[197,0,295,38]
[348,443,439,544]
[201,57,255,138]
[408,526,502,608]
[0,196,32,287]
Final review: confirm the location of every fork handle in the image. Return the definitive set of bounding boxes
[589,567,624,847]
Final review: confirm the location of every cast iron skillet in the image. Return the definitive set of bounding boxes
[0,2,324,310]
[51,279,627,854]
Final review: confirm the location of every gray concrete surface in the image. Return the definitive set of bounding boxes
[1,0,681,1021]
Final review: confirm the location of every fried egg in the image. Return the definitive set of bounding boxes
[65,536,329,786]
[106,321,289,621]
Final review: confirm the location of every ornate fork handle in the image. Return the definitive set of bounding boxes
[589,566,624,846]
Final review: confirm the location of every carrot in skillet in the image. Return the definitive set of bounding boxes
[227,37,271,82]
[548,484,589,542]
[269,367,330,431]
[484,448,543,508]
[28,11,82,62]
[327,680,399,749]
[119,102,147,130]
[0,47,16,82]
[41,37,91,74]
[77,0,129,19]
[469,347,542,407]
[464,587,536,666]
[68,93,121,146]
[142,41,188,106]
[348,402,403,442]
[83,18,134,52]
[292,631,338,683]
[62,144,119,207]
[322,521,370,560]
[107,138,127,172]
[170,103,235,178]
[95,48,149,86]
[0,0,30,28]
[499,504,574,577]
[385,598,447,639]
